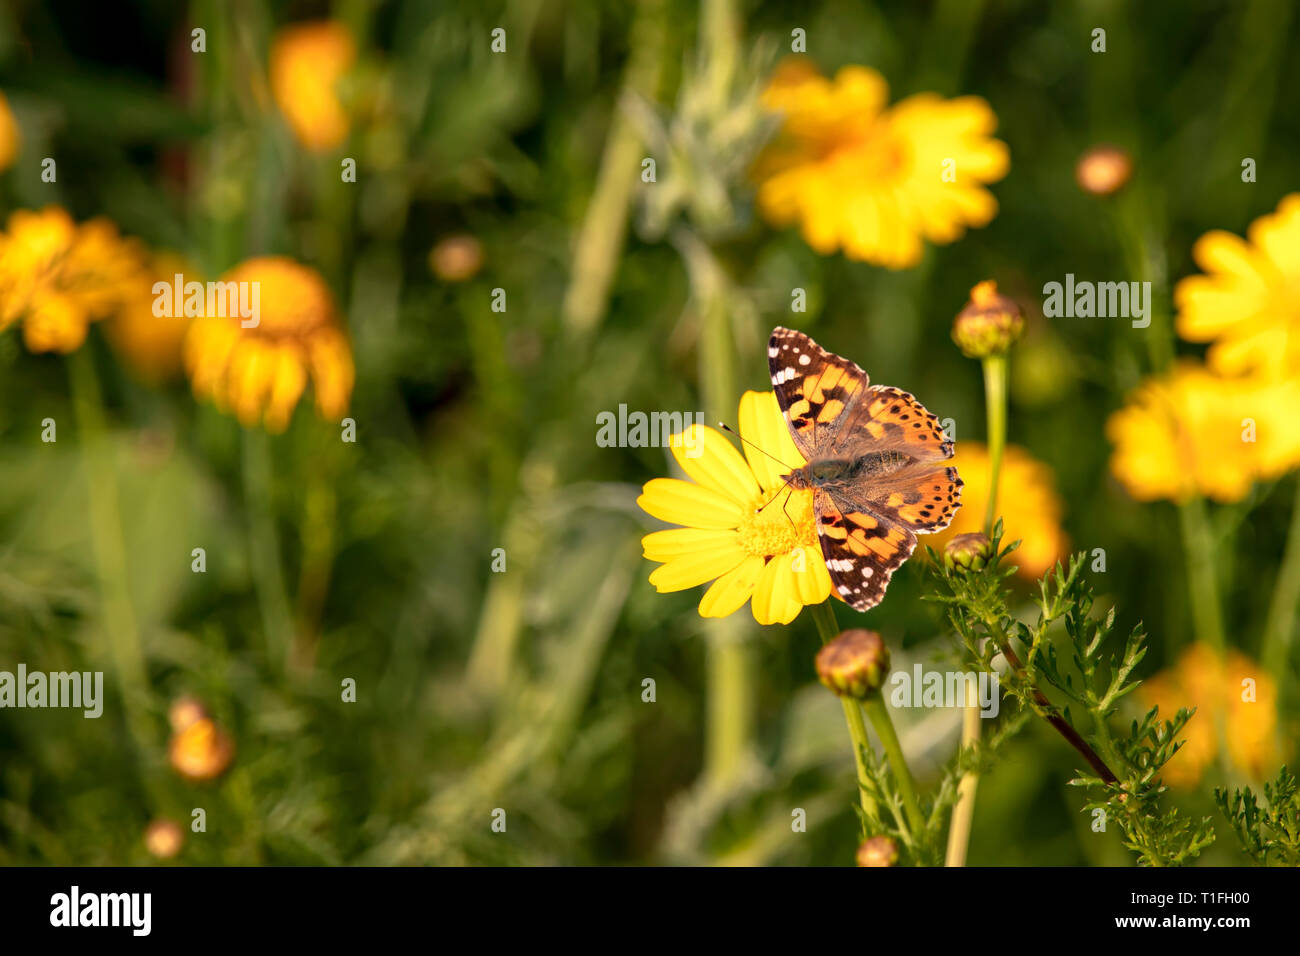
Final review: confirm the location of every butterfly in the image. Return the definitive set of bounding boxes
[768,327,962,611]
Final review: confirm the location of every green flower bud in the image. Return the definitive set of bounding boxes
[816,629,890,699]
[856,835,899,867]
[944,532,992,572]
[952,280,1023,359]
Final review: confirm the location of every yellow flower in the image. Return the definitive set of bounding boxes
[144,819,184,859]
[931,443,1068,579]
[0,91,20,172]
[637,390,832,625]
[1175,193,1300,380]
[1139,643,1281,788]
[102,251,194,384]
[0,206,148,353]
[754,59,1009,269]
[1106,361,1300,503]
[269,21,356,151]
[184,256,354,433]
[169,717,235,782]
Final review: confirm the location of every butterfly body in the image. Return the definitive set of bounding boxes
[768,326,963,611]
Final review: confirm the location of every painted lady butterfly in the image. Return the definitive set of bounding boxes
[769,327,962,611]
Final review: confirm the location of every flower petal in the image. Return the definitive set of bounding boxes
[638,477,742,530]
[642,527,741,562]
[790,545,833,604]
[698,554,765,618]
[669,423,761,504]
[648,545,747,592]
[738,390,805,491]
[750,550,805,625]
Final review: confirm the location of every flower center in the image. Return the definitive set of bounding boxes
[737,487,817,559]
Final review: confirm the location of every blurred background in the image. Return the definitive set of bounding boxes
[0,0,1297,865]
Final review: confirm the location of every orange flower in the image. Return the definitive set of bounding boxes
[269,21,356,151]
[1139,644,1282,788]
[183,256,354,432]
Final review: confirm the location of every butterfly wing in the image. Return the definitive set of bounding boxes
[769,326,871,462]
[835,462,964,534]
[814,490,916,611]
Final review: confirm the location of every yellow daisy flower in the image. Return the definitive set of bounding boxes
[754,59,1009,269]
[0,90,20,172]
[0,206,148,353]
[931,442,1068,579]
[184,256,354,433]
[1139,643,1281,788]
[269,21,356,152]
[637,390,832,625]
[1175,193,1300,380]
[1106,361,1300,504]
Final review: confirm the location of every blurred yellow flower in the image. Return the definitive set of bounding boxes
[144,819,184,859]
[755,59,1009,269]
[270,21,356,151]
[1139,643,1281,788]
[637,390,833,625]
[102,251,194,384]
[1176,194,1300,380]
[169,716,235,782]
[0,206,148,353]
[184,256,354,433]
[931,442,1068,579]
[0,91,20,171]
[1106,361,1300,503]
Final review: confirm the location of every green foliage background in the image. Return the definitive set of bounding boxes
[0,0,1297,865]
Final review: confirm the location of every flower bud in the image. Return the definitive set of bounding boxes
[856,834,899,867]
[169,717,235,782]
[952,280,1023,359]
[144,819,184,859]
[429,234,484,283]
[944,532,992,572]
[816,629,890,699]
[1075,144,1132,197]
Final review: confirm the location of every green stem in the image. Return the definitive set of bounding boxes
[861,695,926,837]
[68,348,155,758]
[1261,476,1300,701]
[1177,496,1226,654]
[809,602,879,821]
[981,354,1007,534]
[241,428,295,670]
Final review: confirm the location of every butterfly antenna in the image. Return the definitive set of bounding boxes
[719,423,796,472]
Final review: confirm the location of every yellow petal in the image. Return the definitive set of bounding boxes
[648,545,746,592]
[638,477,742,530]
[669,423,761,504]
[642,527,741,562]
[698,554,765,618]
[790,545,833,604]
[750,551,804,625]
[738,390,805,491]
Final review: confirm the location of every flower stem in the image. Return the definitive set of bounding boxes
[981,354,1007,534]
[1177,495,1227,654]
[947,351,1008,865]
[944,684,982,866]
[1261,476,1300,702]
[811,601,926,839]
[241,428,295,670]
[809,601,879,821]
[68,348,154,757]
[861,695,926,837]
